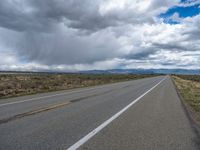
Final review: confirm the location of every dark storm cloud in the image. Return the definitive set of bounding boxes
[0,0,126,32]
[153,43,189,51]
[0,0,160,66]
[0,0,199,71]
[16,29,122,65]
[0,0,127,65]
[0,0,53,32]
[0,0,170,32]
[124,49,157,60]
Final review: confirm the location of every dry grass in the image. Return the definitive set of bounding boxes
[0,73,156,99]
[173,75,200,125]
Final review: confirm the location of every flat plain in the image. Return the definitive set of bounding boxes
[0,73,156,99]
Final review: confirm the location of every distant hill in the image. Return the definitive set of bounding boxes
[79,69,200,75]
[0,69,199,75]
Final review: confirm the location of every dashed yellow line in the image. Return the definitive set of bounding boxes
[0,101,71,124]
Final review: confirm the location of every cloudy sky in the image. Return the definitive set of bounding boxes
[0,0,200,71]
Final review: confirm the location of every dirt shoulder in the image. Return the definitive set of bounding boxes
[172,75,200,126]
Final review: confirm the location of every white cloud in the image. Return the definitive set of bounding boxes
[0,0,199,71]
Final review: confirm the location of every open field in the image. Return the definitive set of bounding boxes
[0,73,157,99]
[173,75,200,125]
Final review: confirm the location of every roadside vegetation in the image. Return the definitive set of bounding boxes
[173,75,200,125]
[0,73,156,99]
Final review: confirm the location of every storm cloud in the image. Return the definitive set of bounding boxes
[0,0,199,71]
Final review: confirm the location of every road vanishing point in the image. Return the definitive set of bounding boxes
[0,76,199,150]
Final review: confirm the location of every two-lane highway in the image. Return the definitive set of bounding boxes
[0,76,199,150]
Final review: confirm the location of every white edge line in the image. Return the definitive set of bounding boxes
[67,76,167,150]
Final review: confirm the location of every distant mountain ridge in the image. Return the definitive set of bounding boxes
[0,69,199,75]
[79,69,200,75]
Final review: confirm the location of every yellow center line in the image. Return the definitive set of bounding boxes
[0,101,71,124]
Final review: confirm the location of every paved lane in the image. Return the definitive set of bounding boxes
[0,76,199,150]
[79,77,200,150]
[0,76,161,119]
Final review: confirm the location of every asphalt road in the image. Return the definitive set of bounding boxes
[0,76,199,150]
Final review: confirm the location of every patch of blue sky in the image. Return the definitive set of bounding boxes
[162,19,180,25]
[159,1,200,24]
[180,0,198,3]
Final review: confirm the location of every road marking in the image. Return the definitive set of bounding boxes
[0,92,72,107]
[0,84,138,124]
[0,101,71,124]
[67,76,167,150]
[0,85,106,107]
[0,78,149,107]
